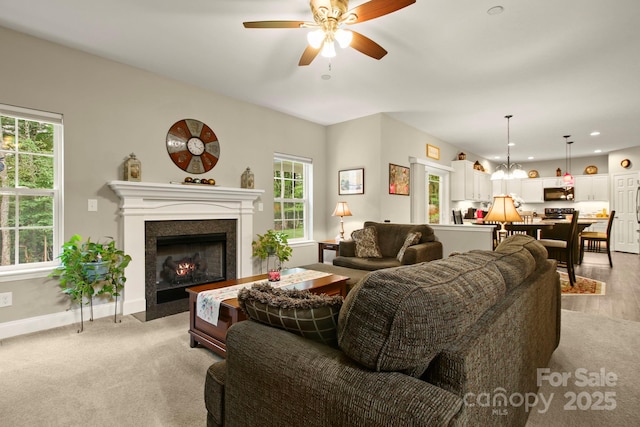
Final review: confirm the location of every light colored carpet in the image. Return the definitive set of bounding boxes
[0,311,221,427]
[1,309,638,426]
[526,309,640,426]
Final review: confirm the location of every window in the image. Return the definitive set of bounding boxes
[0,104,63,277]
[273,153,312,242]
[428,174,441,224]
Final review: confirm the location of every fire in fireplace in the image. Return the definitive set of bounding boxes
[162,252,208,285]
[155,233,226,304]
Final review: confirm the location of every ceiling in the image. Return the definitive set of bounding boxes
[1,0,639,163]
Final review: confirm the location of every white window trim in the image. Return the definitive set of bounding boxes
[0,104,63,281]
[274,152,313,243]
[409,157,452,224]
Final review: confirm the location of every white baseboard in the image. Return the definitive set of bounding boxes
[123,298,146,315]
[0,302,122,340]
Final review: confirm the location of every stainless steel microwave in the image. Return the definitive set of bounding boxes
[543,187,574,201]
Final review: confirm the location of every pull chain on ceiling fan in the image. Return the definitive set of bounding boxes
[243,0,416,66]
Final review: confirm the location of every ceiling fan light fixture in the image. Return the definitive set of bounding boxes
[307,29,325,48]
[321,41,336,58]
[335,28,352,48]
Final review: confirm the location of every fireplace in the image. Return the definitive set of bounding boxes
[144,219,236,320]
[108,181,263,321]
[156,233,226,302]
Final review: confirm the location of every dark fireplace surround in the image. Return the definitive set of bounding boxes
[144,219,237,320]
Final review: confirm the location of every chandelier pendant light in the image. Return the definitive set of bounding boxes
[563,135,574,187]
[491,115,527,180]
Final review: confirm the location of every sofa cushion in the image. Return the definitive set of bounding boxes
[204,361,226,426]
[338,254,507,377]
[363,221,436,258]
[496,234,548,266]
[333,256,402,271]
[351,226,383,258]
[396,231,422,262]
[238,283,343,347]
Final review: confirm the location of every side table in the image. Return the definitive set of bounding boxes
[318,239,340,263]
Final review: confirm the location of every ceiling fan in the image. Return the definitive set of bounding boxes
[243,0,416,66]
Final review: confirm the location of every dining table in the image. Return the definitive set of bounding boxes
[473,217,598,264]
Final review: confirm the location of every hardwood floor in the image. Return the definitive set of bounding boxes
[561,250,640,322]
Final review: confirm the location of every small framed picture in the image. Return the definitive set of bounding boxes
[338,168,364,195]
[427,144,440,160]
[389,163,410,196]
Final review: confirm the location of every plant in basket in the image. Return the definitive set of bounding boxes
[50,234,131,332]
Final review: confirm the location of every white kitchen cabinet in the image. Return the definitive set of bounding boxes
[492,178,522,198]
[475,171,492,202]
[520,178,544,203]
[573,174,609,201]
[505,178,522,197]
[451,160,491,202]
[542,177,563,188]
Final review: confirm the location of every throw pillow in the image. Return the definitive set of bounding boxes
[351,226,383,258]
[396,231,422,262]
[238,283,343,347]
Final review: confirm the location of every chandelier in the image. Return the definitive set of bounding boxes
[491,115,528,180]
[563,135,574,187]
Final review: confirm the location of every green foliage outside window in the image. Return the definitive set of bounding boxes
[428,174,441,224]
[1,115,55,266]
[273,158,307,240]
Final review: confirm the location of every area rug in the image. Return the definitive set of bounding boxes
[559,271,606,295]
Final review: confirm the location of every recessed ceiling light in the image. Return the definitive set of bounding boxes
[590,131,600,136]
[487,6,504,15]
[321,74,331,80]
[594,149,602,153]
[508,142,515,147]
[528,156,534,160]
[494,156,501,160]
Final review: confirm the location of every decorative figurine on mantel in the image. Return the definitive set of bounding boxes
[241,167,254,189]
[123,153,141,182]
[556,168,562,177]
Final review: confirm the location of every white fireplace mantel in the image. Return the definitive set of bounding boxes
[108,180,264,315]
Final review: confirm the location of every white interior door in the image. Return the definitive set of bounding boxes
[612,172,639,254]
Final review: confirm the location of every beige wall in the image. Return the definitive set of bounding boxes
[2,25,638,332]
[0,26,326,324]
[325,114,493,232]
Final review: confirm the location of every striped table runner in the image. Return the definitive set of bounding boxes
[196,269,331,325]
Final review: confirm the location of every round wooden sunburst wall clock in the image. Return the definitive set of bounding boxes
[166,119,220,174]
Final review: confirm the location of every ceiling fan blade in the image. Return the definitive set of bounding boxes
[298,45,321,66]
[349,0,416,24]
[350,31,387,60]
[243,21,306,29]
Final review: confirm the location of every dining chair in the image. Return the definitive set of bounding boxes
[579,211,615,267]
[538,211,580,287]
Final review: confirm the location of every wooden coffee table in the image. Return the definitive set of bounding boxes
[186,267,349,357]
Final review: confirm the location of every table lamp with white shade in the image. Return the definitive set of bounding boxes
[484,195,522,243]
[332,201,352,241]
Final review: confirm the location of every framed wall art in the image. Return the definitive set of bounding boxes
[427,144,440,160]
[389,163,410,196]
[338,168,364,195]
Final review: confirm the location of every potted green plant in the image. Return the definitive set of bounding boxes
[50,234,132,332]
[251,229,292,281]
